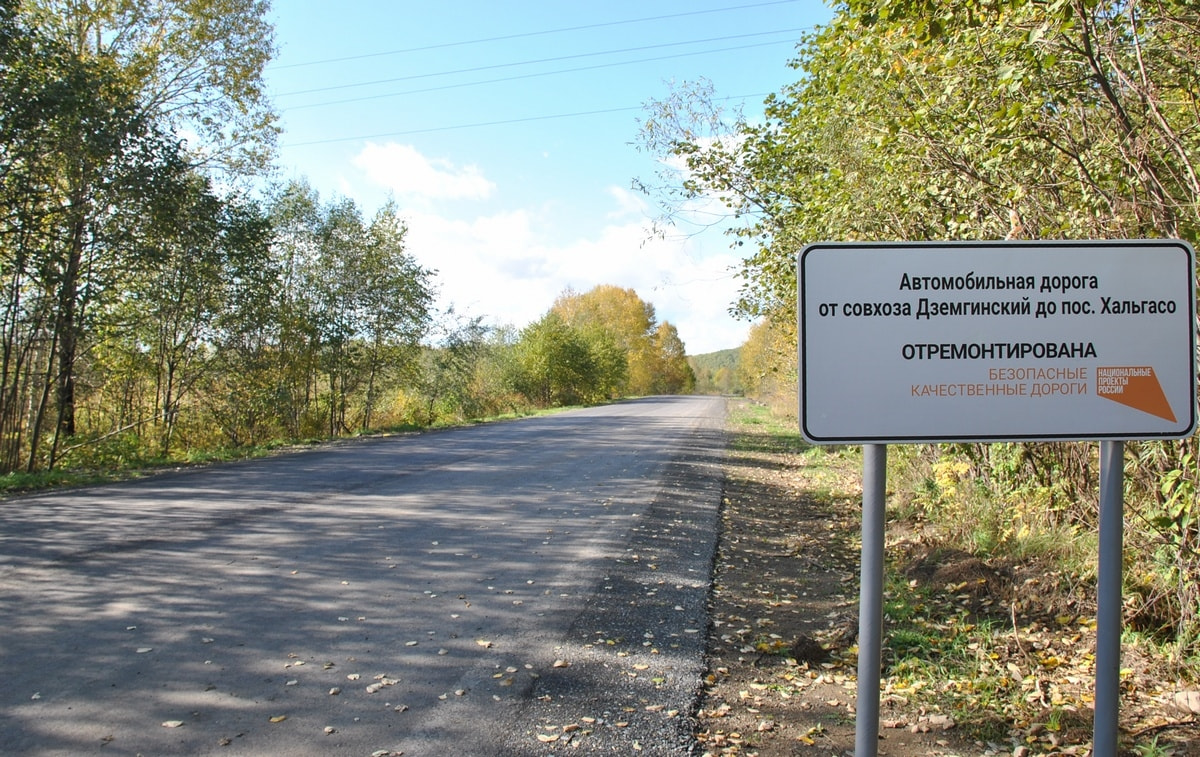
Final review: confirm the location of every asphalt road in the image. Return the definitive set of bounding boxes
[0,396,728,756]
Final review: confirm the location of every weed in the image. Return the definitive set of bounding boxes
[1133,735,1177,757]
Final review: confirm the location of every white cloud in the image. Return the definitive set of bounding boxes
[402,206,749,355]
[352,142,495,200]
[343,145,749,353]
[605,185,649,220]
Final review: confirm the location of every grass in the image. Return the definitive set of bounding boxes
[726,401,862,504]
[0,468,121,495]
[727,401,806,454]
[0,403,586,497]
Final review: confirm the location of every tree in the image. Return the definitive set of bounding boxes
[265,184,434,437]
[108,177,276,457]
[641,0,1200,658]
[552,285,685,396]
[264,180,323,437]
[20,0,278,174]
[641,1,1200,322]
[416,310,492,424]
[737,318,795,417]
[203,197,279,447]
[650,322,695,395]
[356,201,434,429]
[0,5,197,468]
[305,197,432,434]
[512,312,598,407]
[0,0,277,470]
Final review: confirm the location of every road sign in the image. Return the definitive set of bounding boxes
[799,240,1197,444]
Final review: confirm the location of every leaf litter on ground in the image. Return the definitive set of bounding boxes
[695,401,1200,757]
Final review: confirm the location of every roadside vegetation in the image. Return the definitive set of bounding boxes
[0,1,693,485]
[699,400,1199,756]
[8,0,1200,744]
[640,0,1200,726]
[0,276,693,492]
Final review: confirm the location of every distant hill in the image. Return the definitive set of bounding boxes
[688,348,743,395]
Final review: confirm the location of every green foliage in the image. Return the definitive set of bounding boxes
[0,1,694,476]
[413,311,501,424]
[736,317,796,418]
[727,399,811,458]
[57,431,151,470]
[640,0,1200,315]
[511,312,605,407]
[550,284,693,397]
[1133,734,1177,757]
[641,0,1200,672]
[21,0,279,174]
[689,348,742,395]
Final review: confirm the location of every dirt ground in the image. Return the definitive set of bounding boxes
[694,408,1200,757]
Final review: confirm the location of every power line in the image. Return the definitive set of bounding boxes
[270,0,805,70]
[274,28,807,99]
[281,93,767,148]
[281,39,799,113]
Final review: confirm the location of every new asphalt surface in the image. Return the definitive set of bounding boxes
[0,396,727,756]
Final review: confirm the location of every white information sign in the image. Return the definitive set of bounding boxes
[799,241,1197,444]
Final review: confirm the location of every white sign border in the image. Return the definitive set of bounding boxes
[798,239,1198,445]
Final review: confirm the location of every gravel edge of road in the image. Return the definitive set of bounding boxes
[492,418,729,756]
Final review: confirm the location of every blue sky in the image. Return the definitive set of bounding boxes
[265,0,834,354]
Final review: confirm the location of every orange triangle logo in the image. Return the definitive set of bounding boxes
[1096,366,1176,423]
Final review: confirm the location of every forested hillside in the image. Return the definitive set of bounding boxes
[688,348,740,395]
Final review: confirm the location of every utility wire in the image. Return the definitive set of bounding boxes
[274,28,807,99]
[271,0,805,70]
[282,93,766,148]
[281,39,798,113]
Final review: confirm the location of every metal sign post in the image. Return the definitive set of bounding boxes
[855,445,887,756]
[1094,440,1125,757]
[797,240,1196,757]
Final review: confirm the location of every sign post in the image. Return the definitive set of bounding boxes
[798,241,1196,757]
[855,444,887,754]
[1094,439,1125,757]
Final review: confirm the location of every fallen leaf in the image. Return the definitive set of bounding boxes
[1172,689,1200,715]
[269,715,287,723]
[162,721,184,728]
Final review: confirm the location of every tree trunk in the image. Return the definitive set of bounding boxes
[55,212,85,440]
